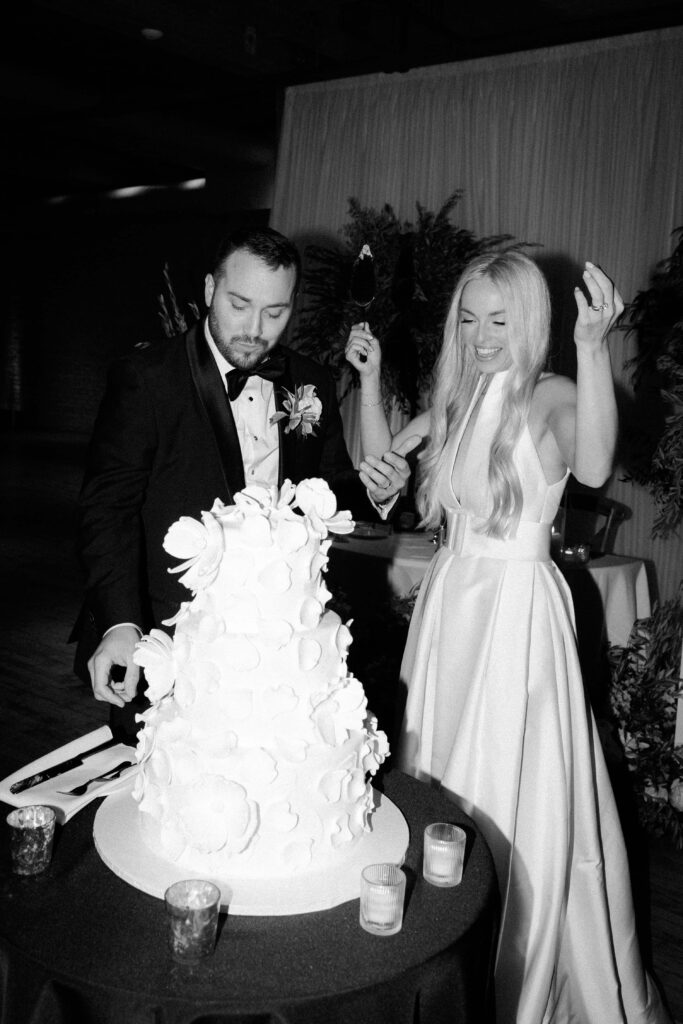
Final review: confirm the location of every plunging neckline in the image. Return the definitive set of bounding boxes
[450,371,507,506]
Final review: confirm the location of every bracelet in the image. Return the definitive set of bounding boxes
[361,395,383,408]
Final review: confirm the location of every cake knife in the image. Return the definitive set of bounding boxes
[349,243,376,363]
[9,736,122,794]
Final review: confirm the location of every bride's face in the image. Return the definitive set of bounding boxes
[459,277,513,374]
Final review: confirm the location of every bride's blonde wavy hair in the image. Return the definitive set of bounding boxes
[417,251,551,538]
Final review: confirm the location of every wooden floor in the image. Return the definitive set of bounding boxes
[1,429,682,1021]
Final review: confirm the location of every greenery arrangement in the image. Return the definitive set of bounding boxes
[607,584,683,847]
[292,194,516,413]
[158,262,200,338]
[620,227,683,537]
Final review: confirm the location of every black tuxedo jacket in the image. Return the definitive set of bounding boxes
[76,322,368,648]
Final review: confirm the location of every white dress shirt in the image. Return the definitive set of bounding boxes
[204,321,279,488]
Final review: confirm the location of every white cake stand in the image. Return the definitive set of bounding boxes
[94,786,409,916]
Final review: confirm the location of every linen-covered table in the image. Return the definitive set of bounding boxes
[331,529,650,648]
[0,769,499,1024]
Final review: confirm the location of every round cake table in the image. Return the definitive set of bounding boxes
[0,770,499,1024]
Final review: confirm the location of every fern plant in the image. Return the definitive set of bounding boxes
[158,262,200,338]
[607,583,683,847]
[621,228,683,537]
[292,193,516,413]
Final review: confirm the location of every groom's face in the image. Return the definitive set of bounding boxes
[205,249,296,369]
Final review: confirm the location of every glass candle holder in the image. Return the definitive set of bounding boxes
[7,805,56,876]
[164,879,221,962]
[359,863,406,936]
[423,822,466,887]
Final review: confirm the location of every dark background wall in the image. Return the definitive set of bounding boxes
[1,192,268,439]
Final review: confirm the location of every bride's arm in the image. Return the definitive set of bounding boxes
[544,262,621,487]
[345,321,392,457]
[345,322,428,502]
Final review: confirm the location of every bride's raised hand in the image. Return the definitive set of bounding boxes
[573,261,624,354]
[345,321,381,377]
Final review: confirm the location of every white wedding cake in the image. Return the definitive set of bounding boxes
[131,478,389,879]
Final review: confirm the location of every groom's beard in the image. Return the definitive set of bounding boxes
[208,310,273,370]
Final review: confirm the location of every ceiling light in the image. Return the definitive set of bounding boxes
[141,27,164,41]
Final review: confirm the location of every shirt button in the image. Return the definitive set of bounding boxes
[253,435,258,441]
[248,396,253,401]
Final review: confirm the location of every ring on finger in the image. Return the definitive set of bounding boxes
[590,303,608,312]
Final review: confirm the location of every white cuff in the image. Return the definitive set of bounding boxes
[103,623,143,639]
[367,491,399,521]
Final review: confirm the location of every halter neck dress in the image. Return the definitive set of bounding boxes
[396,369,668,1024]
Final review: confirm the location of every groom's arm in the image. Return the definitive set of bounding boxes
[77,356,157,704]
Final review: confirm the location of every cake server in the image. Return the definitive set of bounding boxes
[9,736,121,794]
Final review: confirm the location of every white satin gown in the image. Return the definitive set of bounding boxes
[397,370,669,1024]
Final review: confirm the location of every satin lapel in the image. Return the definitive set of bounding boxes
[275,356,299,486]
[186,324,245,499]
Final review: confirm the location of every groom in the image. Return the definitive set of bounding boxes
[75,227,410,733]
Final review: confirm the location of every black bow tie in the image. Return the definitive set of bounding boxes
[225,351,286,401]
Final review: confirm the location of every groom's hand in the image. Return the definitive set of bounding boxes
[361,434,422,503]
[88,625,141,708]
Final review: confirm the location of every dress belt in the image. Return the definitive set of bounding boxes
[445,508,551,562]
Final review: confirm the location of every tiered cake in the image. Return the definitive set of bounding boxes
[131,478,389,879]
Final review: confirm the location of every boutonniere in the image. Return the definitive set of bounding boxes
[270,384,322,439]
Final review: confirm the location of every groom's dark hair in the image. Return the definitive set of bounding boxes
[212,227,301,293]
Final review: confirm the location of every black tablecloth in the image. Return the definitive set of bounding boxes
[0,770,499,1024]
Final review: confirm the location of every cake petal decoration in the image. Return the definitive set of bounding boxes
[300,597,323,629]
[173,671,196,709]
[274,516,308,553]
[263,685,299,716]
[259,619,293,649]
[220,595,260,634]
[319,769,346,803]
[222,635,260,671]
[227,748,277,788]
[263,800,298,833]
[235,483,276,510]
[335,622,353,655]
[199,726,237,758]
[157,716,192,744]
[162,601,193,627]
[330,813,354,848]
[148,748,172,786]
[179,777,258,855]
[219,550,252,590]
[258,558,292,593]
[310,695,340,746]
[171,749,202,785]
[310,552,328,578]
[133,629,176,701]
[273,736,309,762]
[277,479,297,508]
[294,478,338,519]
[324,511,355,535]
[298,637,322,671]
[163,511,224,591]
[241,514,273,548]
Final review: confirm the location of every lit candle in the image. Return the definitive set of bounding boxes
[423,823,465,887]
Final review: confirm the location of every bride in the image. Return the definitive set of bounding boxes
[346,251,670,1024]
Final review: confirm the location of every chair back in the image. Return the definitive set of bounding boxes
[555,492,631,556]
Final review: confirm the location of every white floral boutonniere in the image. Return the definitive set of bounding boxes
[270,384,322,439]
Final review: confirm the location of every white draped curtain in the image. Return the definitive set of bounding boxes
[271,27,683,603]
